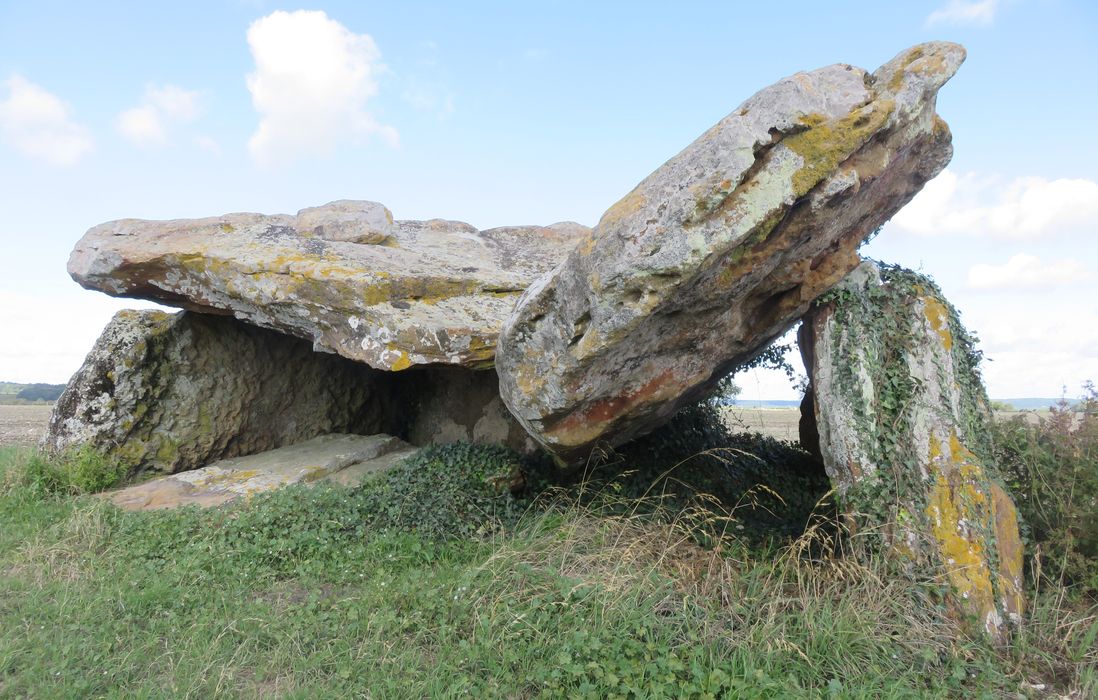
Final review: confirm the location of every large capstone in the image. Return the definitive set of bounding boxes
[67,200,588,370]
[799,261,1024,641]
[44,309,400,474]
[496,42,965,463]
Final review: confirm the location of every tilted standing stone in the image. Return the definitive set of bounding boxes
[46,309,540,476]
[799,261,1024,641]
[496,42,966,463]
[44,309,400,474]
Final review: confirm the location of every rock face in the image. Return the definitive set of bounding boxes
[403,367,539,455]
[45,310,401,474]
[46,309,539,475]
[106,433,417,511]
[68,200,588,371]
[799,261,1024,641]
[496,42,965,463]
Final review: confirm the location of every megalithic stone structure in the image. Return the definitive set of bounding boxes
[496,43,966,464]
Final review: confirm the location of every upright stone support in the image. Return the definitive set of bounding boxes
[800,261,1024,640]
[44,310,400,475]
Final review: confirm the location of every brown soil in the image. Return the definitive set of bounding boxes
[721,407,801,441]
[0,405,52,447]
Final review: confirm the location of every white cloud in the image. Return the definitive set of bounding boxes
[967,254,1089,290]
[117,105,164,146]
[969,307,1098,397]
[0,74,93,166]
[145,84,201,121]
[926,0,999,26]
[192,135,222,157]
[889,169,1098,238]
[246,10,398,166]
[117,83,201,148]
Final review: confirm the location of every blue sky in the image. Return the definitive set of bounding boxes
[1,0,1096,400]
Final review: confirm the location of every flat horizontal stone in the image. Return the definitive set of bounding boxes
[68,200,588,370]
[106,433,415,511]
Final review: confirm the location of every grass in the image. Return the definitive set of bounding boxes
[0,443,1095,698]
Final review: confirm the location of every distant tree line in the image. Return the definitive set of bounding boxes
[15,384,66,402]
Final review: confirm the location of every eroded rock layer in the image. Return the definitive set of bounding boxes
[800,261,1023,641]
[44,310,400,474]
[68,200,588,370]
[496,42,965,463]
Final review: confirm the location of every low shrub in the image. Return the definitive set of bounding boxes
[995,382,1098,598]
[366,441,538,538]
[10,446,127,496]
[111,442,544,581]
[571,401,832,545]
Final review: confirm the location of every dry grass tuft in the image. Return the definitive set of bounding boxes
[4,499,113,585]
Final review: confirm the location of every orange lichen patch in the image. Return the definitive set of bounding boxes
[515,368,547,397]
[715,207,788,286]
[884,44,957,94]
[598,189,648,231]
[930,430,989,502]
[922,295,953,352]
[387,348,413,371]
[989,482,1026,620]
[688,176,740,224]
[888,46,925,91]
[926,467,997,628]
[546,368,681,447]
[931,114,951,139]
[783,99,894,199]
[572,325,603,360]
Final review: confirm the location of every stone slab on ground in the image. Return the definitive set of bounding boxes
[106,433,415,511]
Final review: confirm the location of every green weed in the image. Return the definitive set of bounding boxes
[0,437,1094,697]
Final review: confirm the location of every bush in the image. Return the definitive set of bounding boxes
[995,382,1098,597]
[368,441,539,539]
[574,401,831,545]
[14,446,127,496]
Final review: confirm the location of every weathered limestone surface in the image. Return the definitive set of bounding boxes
[44,310,400,474]
[107,433,417,511]
[800,261,1024,641]
[404,367,539,455]
[68,200,588,370]
[497,42,965,463]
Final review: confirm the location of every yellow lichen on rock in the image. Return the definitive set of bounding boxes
[784,99,894,199]
[922,295,954,352]
[926,432,998,634]
[989,482,1026,621]
[597,189,648,231]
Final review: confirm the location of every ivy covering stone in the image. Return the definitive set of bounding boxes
[800,261,1024,641]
